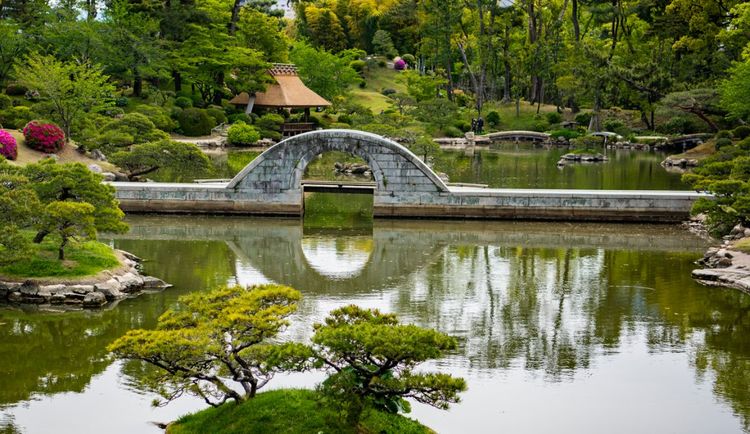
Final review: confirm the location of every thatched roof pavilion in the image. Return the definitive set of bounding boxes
[230,64,330,137]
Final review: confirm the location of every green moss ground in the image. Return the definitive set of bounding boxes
[168,389,431,434]
[0,231,120,279]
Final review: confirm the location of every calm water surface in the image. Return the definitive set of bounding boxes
[1,213,749,434]
[153,144,687,190]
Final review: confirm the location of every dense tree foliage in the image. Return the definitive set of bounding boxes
[0,158,127,262]
[108,284,313,406]
[313,305,467,425]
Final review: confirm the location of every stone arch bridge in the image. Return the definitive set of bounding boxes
[113,129,705,222]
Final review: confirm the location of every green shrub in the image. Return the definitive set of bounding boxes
[329,122,351,129]
[5,84,27,96]
[549,129,582,140]
[454,120,471,132]
[715,137,733,149]
[177,108,216,136]
[401,53,416,66]
[0,106,33,129]
[574,112,592,126]
[227,121,260,146]
[378,59,387,68]
[733,126,750,140]
[134,105,178,132]
[228,113,253,124]
[486,111,500,127]
[737,137,750,151]
[349,60,366,74]
[381,88,396,96]
[206,107,227,125]
[358,80,367,89]
[115,96,129,107]
[0,94,11,110]
[256,113,284,133]
[174,96,193,109]
[658,116,697,134]
[546,112,562,124]
[337,114,352,124]
[444,126,463,138]
[716,130,733,139]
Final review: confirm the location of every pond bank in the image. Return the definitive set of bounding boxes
[0,249,171,308]
[692,226,750,295]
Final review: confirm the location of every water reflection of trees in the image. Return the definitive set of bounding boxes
[395,243,750,430]
[0,240,236,407]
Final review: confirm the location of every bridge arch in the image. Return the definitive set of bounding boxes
[227,129,449,195]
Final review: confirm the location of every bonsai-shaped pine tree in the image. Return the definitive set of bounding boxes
[108,285,312,407]
[40,201,96,260]
[313,305,467,426]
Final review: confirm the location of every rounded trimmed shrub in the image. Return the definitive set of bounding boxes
[401,54,416,66]
[0,106,33,129]
[0,130,18,160]
[733,126,750,140]
[0,94,12,110]
[23,121,65,153]
[574,112,592,126]
[227,121,260,146]
[206,107,227,125]
[546,112,563,124]
[228,113,253,124]
[716,130,733,139]
[394,57,406,71]
[486,111,500,127]
[177,108,216,136]
[715,137,733,150]
[174,96,193,109]
[115,96,129,107]
[381,88,397,96]
[444,126,463,138]
[349,60,366,74]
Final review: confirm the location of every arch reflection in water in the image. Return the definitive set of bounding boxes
[301,233,373,280]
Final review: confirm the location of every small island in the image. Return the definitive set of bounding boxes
[0,131,169,308]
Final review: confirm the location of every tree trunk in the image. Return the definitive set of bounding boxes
[228,0,242,35]
[691,110,719,132]
[58,237,67,261]
[572,0,580,41]
[133,69,143,98]
[213,71,225,106]
[173,71,182,92]
[33,230,50,244]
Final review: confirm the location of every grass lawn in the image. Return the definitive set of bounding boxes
[0,230,121,279]
[168,389,431,434]
[668,139,717,161]
[734,238,750,254]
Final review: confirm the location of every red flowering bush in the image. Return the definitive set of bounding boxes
[0,130,17,160]
[23,121,65,153]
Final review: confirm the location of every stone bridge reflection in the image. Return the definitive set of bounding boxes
[116,216,708,294]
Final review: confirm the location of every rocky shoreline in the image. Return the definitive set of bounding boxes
[0,250,171,309]
[691,224,750,295]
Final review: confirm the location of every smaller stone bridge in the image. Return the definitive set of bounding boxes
[112,129,708,222]
[483,131,551,143]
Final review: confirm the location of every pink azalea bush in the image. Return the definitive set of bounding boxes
[0,130,17,160]
[23,121,65,153]
[394,57,406,71]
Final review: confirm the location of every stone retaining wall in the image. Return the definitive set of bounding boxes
[0,250,170,308]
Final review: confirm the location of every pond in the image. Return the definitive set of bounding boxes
[2,212,749,434]
[149,144,687,191]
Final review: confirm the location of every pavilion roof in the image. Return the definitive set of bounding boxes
[229,64,331,108]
